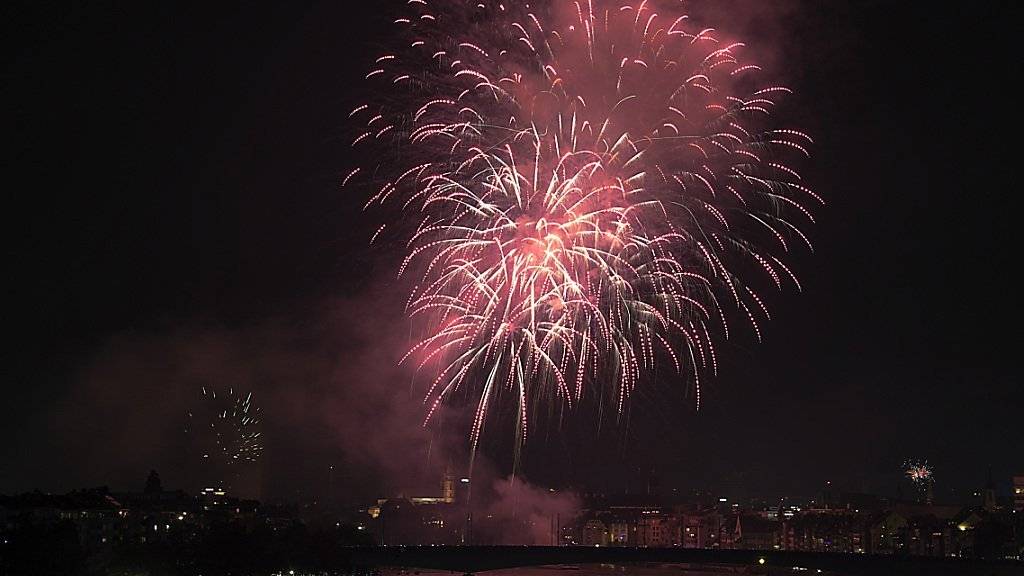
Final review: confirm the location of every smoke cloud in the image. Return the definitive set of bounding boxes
[480,476,582,545]
[37,281,451,502]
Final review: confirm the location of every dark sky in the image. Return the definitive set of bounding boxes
[4,1,1022,504]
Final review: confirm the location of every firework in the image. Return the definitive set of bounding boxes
[185,387,263,487]
[347,1,819,457]
[904,460,934,485]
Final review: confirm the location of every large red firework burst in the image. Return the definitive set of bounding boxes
[345,0,820,459]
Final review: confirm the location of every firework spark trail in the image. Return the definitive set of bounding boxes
[346,1,820,459]
[185,387,264,469]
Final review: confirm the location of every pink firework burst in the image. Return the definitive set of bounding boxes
[904,460,934,485]
[346,1,820,458]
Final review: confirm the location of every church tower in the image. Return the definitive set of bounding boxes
[982,467,997,511]
[442,461,456,503]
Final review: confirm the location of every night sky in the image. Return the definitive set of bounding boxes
[5,1,1022,504]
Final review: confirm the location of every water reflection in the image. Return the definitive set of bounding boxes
[378,564,757,576]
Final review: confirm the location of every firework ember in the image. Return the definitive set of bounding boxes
[347,1,820,456]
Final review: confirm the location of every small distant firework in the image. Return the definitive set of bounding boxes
[904,460,934,485]
[185,387,263,487]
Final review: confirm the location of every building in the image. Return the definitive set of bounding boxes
[867,511,908,555]
[372,497,459,546]
[905,514,950,557]
[581,519,608,546]
[729,514,780,551]
[782,511,865,553]
[682,510,722,549]
[607,519,633,545]
[1013,475,1024,513]
[635,513,676,547]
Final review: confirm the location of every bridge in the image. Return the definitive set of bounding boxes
[347,546,1023,576]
